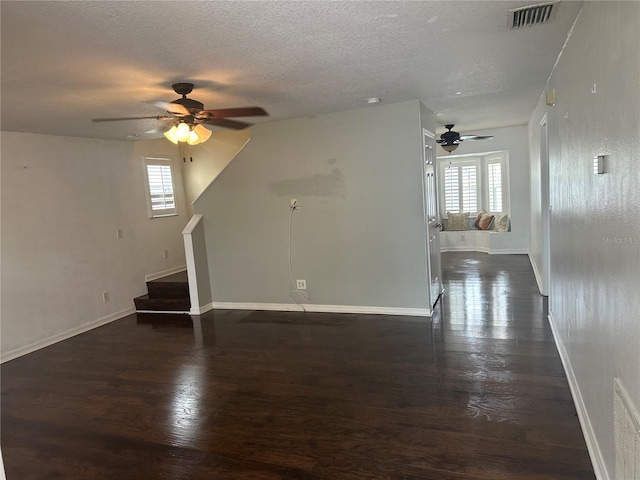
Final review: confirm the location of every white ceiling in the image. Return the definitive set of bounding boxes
[1,1,583,141]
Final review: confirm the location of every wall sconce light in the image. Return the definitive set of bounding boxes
[164,122,212,146]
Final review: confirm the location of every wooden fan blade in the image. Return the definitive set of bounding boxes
[199,118,253,130]
[197,106,268,118]
[151,101,190,116]
[92,115,172,122]
[459,135,494,141]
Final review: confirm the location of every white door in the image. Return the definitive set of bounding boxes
[423,129,443,308]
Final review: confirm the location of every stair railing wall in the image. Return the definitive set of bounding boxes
[182,214,213,315]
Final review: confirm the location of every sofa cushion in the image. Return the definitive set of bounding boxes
[474,210,486,229]
[474,210,495,230]
[447,212,469,231]
[478,213,495,230]
[493,213,509,232]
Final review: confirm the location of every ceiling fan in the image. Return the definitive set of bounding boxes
[436,124,493,152]
[92,82,268,145]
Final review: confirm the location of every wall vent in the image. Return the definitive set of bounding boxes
[614,378,640,480]
[509,2,557,30]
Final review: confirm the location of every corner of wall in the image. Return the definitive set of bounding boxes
[182,129,251,213]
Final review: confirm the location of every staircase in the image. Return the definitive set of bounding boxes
[134,271,190,313]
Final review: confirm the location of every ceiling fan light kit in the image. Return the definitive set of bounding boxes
[176,122,191,142]
[436,124,494,152]
[164,123,213,146]
[441,143,459,153]
[92,82,268,148]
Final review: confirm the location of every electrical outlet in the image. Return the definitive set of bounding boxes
[296,279,307,290]
[116,229,123,240]
[163,249,169,259]
[460,234,465,241]
[290,198,299,209]
[102,291,110,303]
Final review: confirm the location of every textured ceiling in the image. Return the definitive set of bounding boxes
[1,1,583,140]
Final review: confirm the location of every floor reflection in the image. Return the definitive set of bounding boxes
[0,252,593,479]
[439,252,551,430]
[169,363,206,446]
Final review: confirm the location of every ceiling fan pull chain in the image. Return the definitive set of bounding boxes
[178,142,186,163]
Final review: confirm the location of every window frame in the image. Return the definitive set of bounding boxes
[438,157,481,217]
[142,156,178,219]
[484,153,509,215]
[437,151,509,219]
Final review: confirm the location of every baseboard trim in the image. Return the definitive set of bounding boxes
[190,303,214,315]
[1,306,136,363]
[548,311,610,480]
[529,252,545,295]
[145,265,187,282]
[441,246,491,254]
[441,247,529,255]
[212,302,432,317]
[488,248,529,255]
[135,310,190,315]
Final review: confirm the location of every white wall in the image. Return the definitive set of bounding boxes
[181,128,250,218]
[0,448,5,480]
[438,125,531,253]
[529,112,549,294]
[1,132,188,360]
[182,214,212,315]
[529,3,639,479]
[194,100,433,313]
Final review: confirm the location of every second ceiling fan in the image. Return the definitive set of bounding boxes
[436,124,493,152]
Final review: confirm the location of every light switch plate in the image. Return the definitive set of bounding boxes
[593,155,606,174]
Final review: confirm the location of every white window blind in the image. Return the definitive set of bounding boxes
[143,157,177,218]
[438,152,509,218]
[461,165,477,213]
[440,160,479,215]
[443,165,460,213]
[147,164,175,212]
[487,162,503,213]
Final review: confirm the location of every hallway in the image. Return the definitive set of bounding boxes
[1,253,594,479]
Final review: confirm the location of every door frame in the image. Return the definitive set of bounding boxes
[539,114,551,297]
[422,128,443,310]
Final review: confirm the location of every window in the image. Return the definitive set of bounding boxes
[143,156,177,218]
[438,152,509,218]
[487,160,503,213]
[442,160,479,214]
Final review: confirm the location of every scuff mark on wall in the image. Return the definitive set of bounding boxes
[268,167,346,199]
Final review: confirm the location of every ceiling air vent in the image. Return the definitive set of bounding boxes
[509,2,557,30]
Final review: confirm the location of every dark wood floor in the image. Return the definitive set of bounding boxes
[1,253,595,479]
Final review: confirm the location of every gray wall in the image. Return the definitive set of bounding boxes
[528,3,639,478]
[184,215,213,311]
[1,132,188,360]
[194,100,432,310]
[529,111,548,294]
